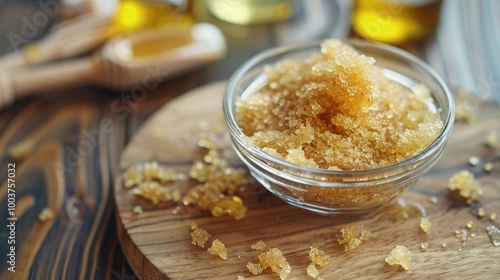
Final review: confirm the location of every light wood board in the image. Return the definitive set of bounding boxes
[114,81,500,279]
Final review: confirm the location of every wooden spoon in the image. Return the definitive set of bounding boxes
[0,23,226,108]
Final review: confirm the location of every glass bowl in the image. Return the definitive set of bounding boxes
[223,39,454,215]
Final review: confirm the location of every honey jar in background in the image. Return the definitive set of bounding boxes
[351,0,442,45]
[113,0,194,33]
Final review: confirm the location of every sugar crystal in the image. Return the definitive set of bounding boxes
[484,130,498,148]
[132,205,143,214]
[258,248,291,280]
[133,181,172,205]
[337,225,372,251]
[309,247,329,267]
[207,239,228,260]
[490,213,497,221]
[447,170,483,201]
[247,262,264,275]
[306,263,320,278]
[251,240,268,251]
[385,245,412,270]
[183,136,247,220]
[420,217,431,233]
[191,223,211,248]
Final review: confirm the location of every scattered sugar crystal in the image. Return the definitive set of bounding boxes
[247,262,264,275]
[447,170,483,201]
[251,240,268,251]
[466,221,474,229]
[306,263,320,278]
[183,136,247,220]
[207,239,228,260]
[132,205,143,214]
[172,190,182,202]
[483,162,494,173]
[337,225,372,251]
[38,208,54,222]
[441,243,447,248]
[191,223,211,248]
[490,213,497,221]
[237,276,245,280]
[420,242,428,250]
[455,104,477,124]
[420,217,432,233]
[123,164,144,188]
[236,39,442,171]
[142,161,161,180]
[454,91,478,124]
[258,248,291,280]
[133,181,172,205]
[385,245,412,270]
[309,247,329,267]
[454,229,467,241]
[486,225,500,246]
[123,161,183,189]
[477,208,486,218]
[190,222,198,230]
[483,130,498,148]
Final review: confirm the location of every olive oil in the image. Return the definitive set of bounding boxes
[352,0,442,45]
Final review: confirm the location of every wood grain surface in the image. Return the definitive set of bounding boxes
[115,81,500,280]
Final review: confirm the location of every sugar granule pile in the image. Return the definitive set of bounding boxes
[207,239,228,260]
[337,225,372,251]
[236,39,442,170]
[258,248,291,280]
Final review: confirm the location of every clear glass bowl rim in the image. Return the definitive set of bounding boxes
[223,38,455,178]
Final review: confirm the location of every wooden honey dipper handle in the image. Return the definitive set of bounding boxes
[0,56,99,108]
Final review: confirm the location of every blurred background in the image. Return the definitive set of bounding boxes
[0,0,499,279]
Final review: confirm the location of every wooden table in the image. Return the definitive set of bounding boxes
[0,0,499,279]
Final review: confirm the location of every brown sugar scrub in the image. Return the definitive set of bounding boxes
[236,39,443,171]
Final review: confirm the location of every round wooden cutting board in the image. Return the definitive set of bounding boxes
[114,81,500,279]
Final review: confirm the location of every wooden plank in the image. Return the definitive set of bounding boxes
[115,81,500,279]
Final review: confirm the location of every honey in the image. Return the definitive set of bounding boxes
[236,39,442,171]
